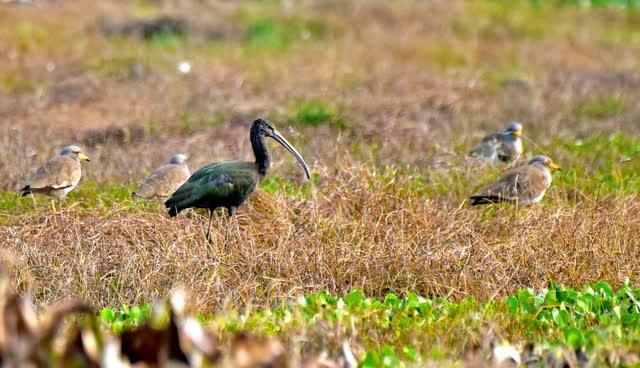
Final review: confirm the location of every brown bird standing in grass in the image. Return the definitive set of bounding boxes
[20,145,90,211]
[165,119,311,243]
[470,155,560,205]
[470,122,523,163]
[132,154,190,199]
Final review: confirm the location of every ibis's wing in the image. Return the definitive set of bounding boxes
[165,161,258,212]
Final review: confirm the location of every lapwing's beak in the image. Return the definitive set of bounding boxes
[549,162,561,171]
[270,129,311,180]
[79,152,90,162]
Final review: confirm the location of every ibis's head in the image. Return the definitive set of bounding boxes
[61,145,90,162]
[529,155,561,171]
[503,122,523,137]
[252,119,311,180]
[169,154,188,165]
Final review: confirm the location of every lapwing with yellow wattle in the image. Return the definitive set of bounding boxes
[132,154,190,199]
[470,122,523,163]
[470,155,560,205]
[20,145,90,211]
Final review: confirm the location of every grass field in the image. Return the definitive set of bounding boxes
[2,0,640,366]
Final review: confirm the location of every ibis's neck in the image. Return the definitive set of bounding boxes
[251,130,270,176]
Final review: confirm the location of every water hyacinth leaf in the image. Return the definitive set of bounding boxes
[564,328,584,349]
[575,299,589,314]
[517,288,535,312]
[130,305,142,322]
[380,345,403,367]
[367,297,383,310]
[555,309,571,328]
[315,293,329,309]
[594,298,612,313]
[113,321,125,334]
[583,284,596,296]
[537,309,551,323]
[360,351,380,368]
[534,294,545,309]
[403,346,418,361]
[565,289,579,305]
[598,314,612,326]
[517,288,532,304]
[101,308,116,324]
[595,281,613,298]
[621,312,638,327]
[613,305,622,320]
[346,290,365,308]
[545,289,558,304]
[384,293,401,308]
[406,293,427,305]
[506,296,519,310]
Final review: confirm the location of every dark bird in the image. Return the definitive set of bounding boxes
[165,119,311,242]
[470,122,523,163]
[470,155,560,206]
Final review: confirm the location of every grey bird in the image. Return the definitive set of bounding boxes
[470,122,523,163]
[20,145,90,199]
[132,154,190,199]
[470,155,560,205]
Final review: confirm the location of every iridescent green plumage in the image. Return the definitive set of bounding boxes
[165,161,260,217]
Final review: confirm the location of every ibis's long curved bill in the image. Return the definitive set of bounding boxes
[271,129,311,180]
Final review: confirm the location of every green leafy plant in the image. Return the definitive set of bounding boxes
[288,100,345,128]
[101,304,151,334]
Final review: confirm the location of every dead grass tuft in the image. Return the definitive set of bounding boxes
[1,162,639,312]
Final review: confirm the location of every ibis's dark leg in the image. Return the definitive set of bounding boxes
[205,209,214,243]
[224,218,230,247]
[224,207,236,247]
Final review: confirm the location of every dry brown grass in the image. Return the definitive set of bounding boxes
[2,162,639,312]
[1,0,640,312]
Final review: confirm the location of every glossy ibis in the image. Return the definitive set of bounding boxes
[470,122,523,163]
[165,119,310,242]
[132,154,190,199]
[470,155,560,205]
